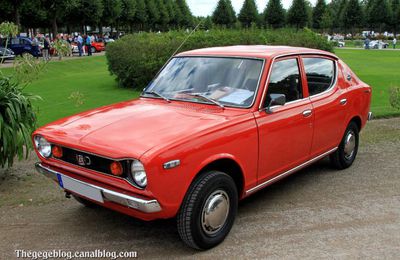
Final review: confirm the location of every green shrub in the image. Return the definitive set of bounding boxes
[389,86,400,110]
[0,76,38,167]
[106,29,334,89]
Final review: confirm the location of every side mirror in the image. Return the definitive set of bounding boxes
[266,94,286,113]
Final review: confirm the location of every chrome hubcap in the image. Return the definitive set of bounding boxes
[344,130,356,160]
[201,190,230,235]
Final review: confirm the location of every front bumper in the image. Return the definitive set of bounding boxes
[35,163,162,213]
[0,54,15,60]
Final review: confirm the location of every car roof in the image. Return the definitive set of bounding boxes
[177,45,338,60]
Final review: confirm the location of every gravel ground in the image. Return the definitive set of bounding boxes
[0,118,399,259]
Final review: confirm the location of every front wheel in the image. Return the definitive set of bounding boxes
[177,171,238,250]
[91,46,96,53]
[330,121,359,169]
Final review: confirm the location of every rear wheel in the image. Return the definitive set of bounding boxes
[330,121,359,169]
[73,195,98,208]
[177,171,238,250]
[91,46,96,53]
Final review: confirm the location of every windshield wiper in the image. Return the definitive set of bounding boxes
[143,90,171,102]
[186,93,224,109]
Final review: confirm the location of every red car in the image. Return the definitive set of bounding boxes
[33,46,372,249]
[91,41,105,52]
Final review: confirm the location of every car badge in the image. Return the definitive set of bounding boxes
[76,154,91,166]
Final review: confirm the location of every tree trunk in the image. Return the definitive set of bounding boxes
[52,16,58,40]
[13,0,21,28]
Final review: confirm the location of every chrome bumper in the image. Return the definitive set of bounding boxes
[35,163,162,213]
[368,112,373,121]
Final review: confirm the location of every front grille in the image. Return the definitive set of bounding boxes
[55,146,129,178]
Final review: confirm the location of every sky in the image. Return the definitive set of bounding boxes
[186,0,319,17]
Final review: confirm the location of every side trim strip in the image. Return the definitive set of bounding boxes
[245,147,338,195]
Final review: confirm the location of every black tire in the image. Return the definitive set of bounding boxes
[91,47,96,53]
[177,171,238,250]
[73,195,98,208]
[330,121,359,170]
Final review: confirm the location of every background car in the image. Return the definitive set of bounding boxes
[369,40,389,49]
[1,37,41,57]
[91,41,105,53]
[0,47,15,62]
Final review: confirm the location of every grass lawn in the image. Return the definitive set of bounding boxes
[335,49,400,118]
[0,49,399,126]
[0,56,139,126]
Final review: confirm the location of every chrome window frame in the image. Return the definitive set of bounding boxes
[258,52,338,111]
[302,57,338,99]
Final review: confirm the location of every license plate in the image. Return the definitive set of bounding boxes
[57,173,104,203]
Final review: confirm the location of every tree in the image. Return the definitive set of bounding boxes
[67,0,103,31]
[164,0,176,28]
[263,0,285,28]
[146,0,160,30]
[41,0,78,38]
[329,0,347,32]
[102,0,122,32]
[238,0,259,28]
[313,0,326,30]
[368,0,392,32]
[342,0,363,35]
[176,0,193,28]
[156,0,170,31]
[320,8,334,33]
[287,0,308,29]
[119,0,136,32]
[212,0,237,28]
[133,0,147,30]
[391,0,400,34]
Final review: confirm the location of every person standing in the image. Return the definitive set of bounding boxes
[86,35,92,56]
[393,38,397,49]
[77,33,83,56]
[43,35,50,61]
[364,37,370,49]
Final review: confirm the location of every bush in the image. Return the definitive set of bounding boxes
[0,76,38,167]
[106,29,334,89]
[389,86,400,110]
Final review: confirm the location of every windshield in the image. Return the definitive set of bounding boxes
[143,56,264,108]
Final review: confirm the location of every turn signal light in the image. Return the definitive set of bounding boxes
[110,161,123,176]
[52,145,63,158]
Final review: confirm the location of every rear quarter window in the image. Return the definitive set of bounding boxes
[303,58,335,96]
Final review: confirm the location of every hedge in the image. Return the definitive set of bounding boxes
[106,29,334,89]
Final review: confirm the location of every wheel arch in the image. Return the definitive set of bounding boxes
[348,115,362,132]
[193,155,245,199]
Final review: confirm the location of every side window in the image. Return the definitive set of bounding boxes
[266,58,302,105]
[11,38,20,45]
[303,58,335,96]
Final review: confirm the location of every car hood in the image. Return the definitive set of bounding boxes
[36,99,243,159]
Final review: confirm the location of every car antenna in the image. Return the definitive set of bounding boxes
[170,20,203,58]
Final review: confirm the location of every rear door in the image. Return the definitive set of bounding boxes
[301,56,347,157]
[254,56,314,184]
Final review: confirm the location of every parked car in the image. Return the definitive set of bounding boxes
[33,46,372,250]
[71,41,105,54]
[1,37,41,57]
[331,40,345,47]
[369,40,389,49]
[91,41,105,52]
[0,47,15,62]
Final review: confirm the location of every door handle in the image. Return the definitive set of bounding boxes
[302,110,312,117]
[340,99,347,105]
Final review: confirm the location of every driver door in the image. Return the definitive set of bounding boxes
[253,56,314,184]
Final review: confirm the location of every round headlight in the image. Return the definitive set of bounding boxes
[34,135,52,158]
[130,160,147,188]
